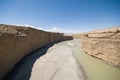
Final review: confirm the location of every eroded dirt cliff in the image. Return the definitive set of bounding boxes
[81,27,120,68]
[0,24,73,79]
[72,27,120,68]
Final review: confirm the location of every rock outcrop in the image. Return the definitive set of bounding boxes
[0,24,73,79]
[81,27,120,68]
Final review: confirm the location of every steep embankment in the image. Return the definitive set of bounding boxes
[0,24,73,79]
[73,27,120,68]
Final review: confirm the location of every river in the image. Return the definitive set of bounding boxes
[70,39,120,80]
[6,39,120,80]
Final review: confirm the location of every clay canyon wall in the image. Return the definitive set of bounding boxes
[0,24,73,79]
[73,27,120,68]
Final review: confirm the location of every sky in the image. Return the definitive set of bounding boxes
[0,0,120,33]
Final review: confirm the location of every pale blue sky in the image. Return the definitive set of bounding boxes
[0,0,120,32]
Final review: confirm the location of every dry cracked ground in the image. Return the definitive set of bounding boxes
[6,39,85,80]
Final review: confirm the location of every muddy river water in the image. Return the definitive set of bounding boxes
[66,39,120,80]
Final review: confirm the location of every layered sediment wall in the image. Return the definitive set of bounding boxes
[0,24,73,79]
[73,27,120,68]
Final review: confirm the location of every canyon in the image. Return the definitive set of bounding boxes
[0,24,120,80]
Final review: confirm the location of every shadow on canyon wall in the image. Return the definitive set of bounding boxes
[4,42,60,80]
